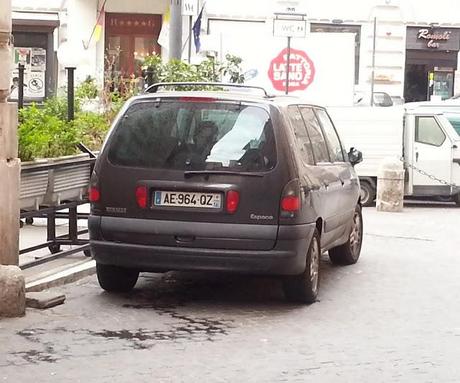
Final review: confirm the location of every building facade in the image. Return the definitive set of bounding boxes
[10,0,460,103]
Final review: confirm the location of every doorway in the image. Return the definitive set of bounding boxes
[105,13,162,83]
[404,64,428,102]
[404,49,458,102]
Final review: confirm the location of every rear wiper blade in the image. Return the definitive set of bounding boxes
[184,170,265,178]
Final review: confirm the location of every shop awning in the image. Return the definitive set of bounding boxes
[12,11,60,28]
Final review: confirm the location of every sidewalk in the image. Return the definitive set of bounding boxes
[19,204,95,292]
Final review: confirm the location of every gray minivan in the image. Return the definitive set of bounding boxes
[89,83,363,303]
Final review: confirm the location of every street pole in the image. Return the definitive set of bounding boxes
[370,17,377,106]
[188,15,192,63]
[0,0,26,318]
[66,67,76,121]
[285,36,291,95]
[169,0,183,60]
[18,64,24,109]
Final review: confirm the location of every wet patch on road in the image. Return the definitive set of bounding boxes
[12,310,233,364]
[13,328,65,364]
[88,313,232,348]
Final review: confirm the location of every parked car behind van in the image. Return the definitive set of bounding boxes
[88,83,364,303]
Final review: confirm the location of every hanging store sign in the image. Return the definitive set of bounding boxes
[406,27,460,51]
[273,18,306,38]
[182,0,198,16]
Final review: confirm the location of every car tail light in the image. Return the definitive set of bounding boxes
[281,195,300,212]
[136,185,148,209]
[88,186,100,202]
[280,179,301,218]
[226,190,240,214]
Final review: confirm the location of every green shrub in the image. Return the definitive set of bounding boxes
[72,112,110,151]
[18,104,79,162]
[76,76,98,100]
[141,53,245,88]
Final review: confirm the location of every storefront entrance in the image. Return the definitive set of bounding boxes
[105,13,162,80]
[404,27,460,102]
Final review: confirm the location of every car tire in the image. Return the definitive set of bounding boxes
[329,205,363,265]
[454,193,460,207]
[96,263,139,293]
[283,229,321,304]
[359,181,375,207]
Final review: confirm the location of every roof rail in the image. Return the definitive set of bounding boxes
[144,82,271,97]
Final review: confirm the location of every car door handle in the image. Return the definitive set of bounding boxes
[416,151,419,161]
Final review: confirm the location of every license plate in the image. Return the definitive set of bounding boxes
[153,191,222,209]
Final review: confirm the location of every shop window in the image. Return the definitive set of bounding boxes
[311,23,361,84]
[11,31,52,101]
[105,13,162,81]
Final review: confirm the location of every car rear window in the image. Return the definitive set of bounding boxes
[107,100,276,172]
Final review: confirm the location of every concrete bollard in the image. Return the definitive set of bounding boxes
[0,158,20,265]
[0,103,18,159]
[376,157,405,212]
[0,265,25,317]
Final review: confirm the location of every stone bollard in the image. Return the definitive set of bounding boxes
[0,266,25,317]
[376,157,405,212]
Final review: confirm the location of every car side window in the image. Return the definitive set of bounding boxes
[299,107,330,163]
[287,106,314,165]
[415,116,446,147]
[315,108,345,162]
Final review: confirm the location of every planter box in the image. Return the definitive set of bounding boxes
[20,159,50,211]
[20,154,94,210]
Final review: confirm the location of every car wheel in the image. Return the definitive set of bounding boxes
[96,263,139,293]
[329,205,363,265]
[454,193,460,207]
[359,181,375,207]
[283,229,320,304]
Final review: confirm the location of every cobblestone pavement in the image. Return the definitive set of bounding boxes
[1,206,460,383]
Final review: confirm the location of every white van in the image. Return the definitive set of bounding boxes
[328,105,460,206]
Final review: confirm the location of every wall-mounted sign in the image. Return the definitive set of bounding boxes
[406,27,460,51]
[418,29,451,48]
[267,47,315,92]
[106,13,162,35]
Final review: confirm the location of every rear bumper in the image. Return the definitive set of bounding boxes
[89,216,315,276]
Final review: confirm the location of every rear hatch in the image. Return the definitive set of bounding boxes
[94,96,286,250]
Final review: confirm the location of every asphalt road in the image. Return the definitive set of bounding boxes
[1,205,460,382]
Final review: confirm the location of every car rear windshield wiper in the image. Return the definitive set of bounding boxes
[184,170,265,178]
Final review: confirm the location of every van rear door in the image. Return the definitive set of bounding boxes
[96,98,286,250]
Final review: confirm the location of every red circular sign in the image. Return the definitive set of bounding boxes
[268,47,316,92]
